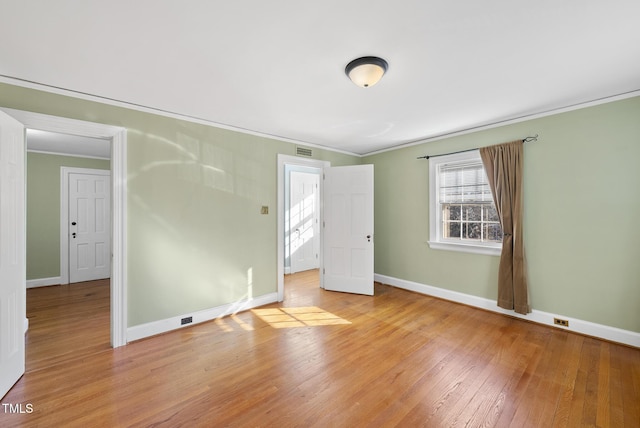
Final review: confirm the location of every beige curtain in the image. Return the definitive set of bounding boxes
[479,140,530,314]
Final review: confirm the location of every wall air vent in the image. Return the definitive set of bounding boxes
[296,146,313,157]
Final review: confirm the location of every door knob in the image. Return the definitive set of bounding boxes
[367,235,371,242]
[72,233,76,239]
[71,222,77,226]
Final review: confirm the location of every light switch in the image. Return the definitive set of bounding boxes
[261,206,269,215]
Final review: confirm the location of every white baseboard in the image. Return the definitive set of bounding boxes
[26,277,62,288]
[375,274,640,348]
[127,292,279,342]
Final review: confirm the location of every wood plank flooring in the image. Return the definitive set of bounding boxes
[23,279,111,373]
[1,270,639,427]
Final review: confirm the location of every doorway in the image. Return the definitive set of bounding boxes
[0,107,127,348]
[25,135,113,368]
[288,169,320,274]
[277,154,330,301]
[277,156,375,300]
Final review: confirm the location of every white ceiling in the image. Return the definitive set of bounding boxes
[26,129,110,159]
[2,1,640,155]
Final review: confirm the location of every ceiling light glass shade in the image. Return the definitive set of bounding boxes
[345,56,388,88]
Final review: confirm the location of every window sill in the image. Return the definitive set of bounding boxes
[428,241,502,256]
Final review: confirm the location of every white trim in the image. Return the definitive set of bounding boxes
[127,292,278,342]
[0,107,128,348]
[27,149,110,160]
[0,107,124,138]
[60,167,110,285]
[26,277,62,288]
[0,76,360,157]
[427,241,501,256]
[375,273,640,348]
[110,129,128,348]
[365,90,640,156]
[277,155,330,302]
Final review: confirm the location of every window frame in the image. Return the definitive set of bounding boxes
[428,150,502,256]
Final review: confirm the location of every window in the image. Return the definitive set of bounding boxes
[428,150,502,255]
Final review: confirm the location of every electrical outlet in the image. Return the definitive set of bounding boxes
[554,317,569,327]
[181,316,193,325]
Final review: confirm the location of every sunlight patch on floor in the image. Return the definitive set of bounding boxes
[213,315,255,332]
[252,306,351,329]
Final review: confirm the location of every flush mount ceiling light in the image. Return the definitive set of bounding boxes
[345,56,388,88]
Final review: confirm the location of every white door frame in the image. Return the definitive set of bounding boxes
[0,107,128,348]
[277,154,329,301]
[61,167,111,285]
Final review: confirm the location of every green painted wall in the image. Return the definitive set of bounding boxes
[26,152,110,280]
[364,96,640,333]
[1,83,359,327]
[5,81,638,333]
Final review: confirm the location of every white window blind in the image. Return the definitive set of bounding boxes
[439,161,493,204]
[428,151,503,255]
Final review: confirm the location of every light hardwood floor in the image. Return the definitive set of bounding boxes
[1,271,639,427]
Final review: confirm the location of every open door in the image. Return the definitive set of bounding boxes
[323,164,374,295]
[0,111,26,398]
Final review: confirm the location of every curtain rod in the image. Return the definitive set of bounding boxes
[416,134,538,160]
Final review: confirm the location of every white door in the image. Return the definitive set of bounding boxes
[69,172,111,283]
[290,171,320,273]
[0,111,26,398]
[323,165,374,295]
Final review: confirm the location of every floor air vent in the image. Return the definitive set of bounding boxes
[296,146,313,157]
